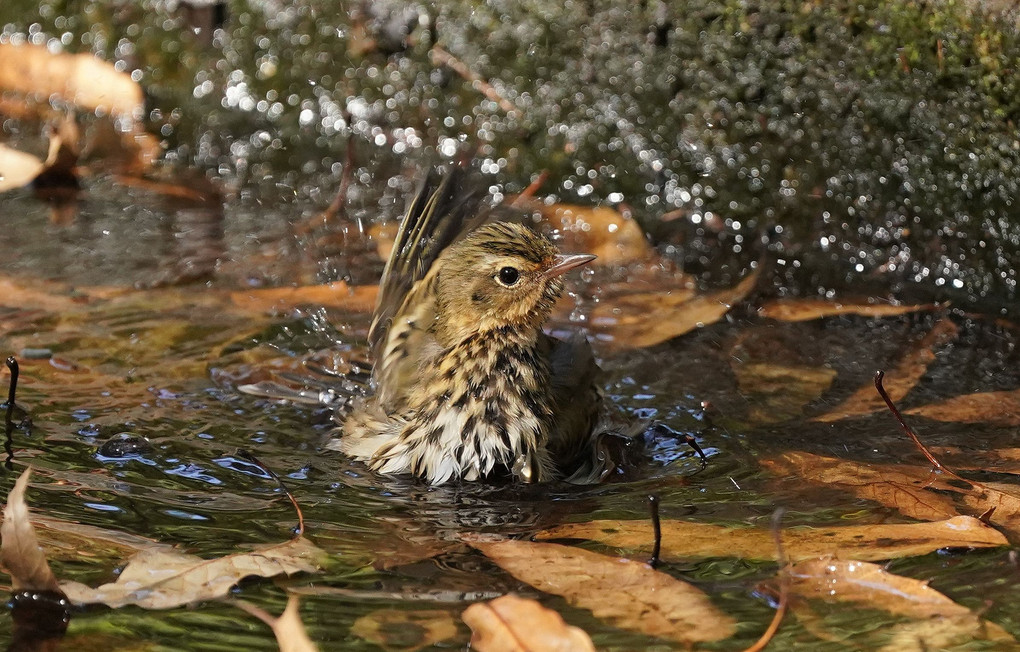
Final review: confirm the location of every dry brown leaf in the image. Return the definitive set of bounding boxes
[0,43,143,117]
[463,594,595,652]
[761,452,960,522]
[60,536,325,609]
[905,389,1020,426]
[0,468,61,592]
[787,559,1014,647]
[230,282,378,315]
[815,318,959,422]
[351,608,459,651]
[536,515,1005,562]
[235,595,319,652]
[758,299,938,322]
[470,539,736,644]
[527,201,654,264]
[0,143,46,192]
[590,270,758,349]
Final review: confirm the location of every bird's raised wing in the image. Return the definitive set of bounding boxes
[369,168,487,404]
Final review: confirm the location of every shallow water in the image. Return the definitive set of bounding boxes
[2,199,1019,649]
[4,0,1020,649]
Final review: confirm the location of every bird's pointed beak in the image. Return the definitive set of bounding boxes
[544,253,596,279]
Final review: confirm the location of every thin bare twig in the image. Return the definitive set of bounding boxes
[873,370,978,488]
[743,509,789,652]
[236,448,305,537]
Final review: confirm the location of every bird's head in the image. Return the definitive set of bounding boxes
[433,222,595,343]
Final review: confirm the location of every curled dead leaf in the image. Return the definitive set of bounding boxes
[957,481,1020,542]
[463,594,595,652]
[763,451,1020,542]
[470,539,736,645]
[536,515,1006,563]
[1,468,61,592]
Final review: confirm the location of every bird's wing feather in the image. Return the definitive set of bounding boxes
[544,332,602,462]
[369,169,486,362]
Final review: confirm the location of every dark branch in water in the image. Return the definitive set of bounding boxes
[236,448,305,537]
[4,357,19,470]
[685,433,708,466]
[648,494,662,568]
[653,423,708,467]
[5,356,18,419]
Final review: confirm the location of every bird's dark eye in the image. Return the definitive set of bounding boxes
[497,266,521,286]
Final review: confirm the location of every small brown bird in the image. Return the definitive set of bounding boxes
[332,171,602,484]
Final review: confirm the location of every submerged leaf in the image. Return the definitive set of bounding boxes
[589,270,758,349]
[758,299,937,322]
[463,594,595,652]
[732,362,837,424]
[351,608,459,651]
[786,559,1014,649]
[470,539,736,644]
[536,515,1006,562]
[32,515,173,561]
[761,452,960,522]
[905,389,1020,426]
[928,446,1020,476]
[235,595,319,652]
[763,451,1020,542]
[815,318,958,422]
[0,468,61,592]
[60,536,325,609]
